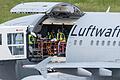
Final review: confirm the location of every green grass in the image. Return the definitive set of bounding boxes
[0,0,120,23]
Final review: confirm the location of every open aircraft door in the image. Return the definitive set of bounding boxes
[10,2,81,15]
[10,2,60,13]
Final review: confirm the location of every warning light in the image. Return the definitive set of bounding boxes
[16,29,23,31]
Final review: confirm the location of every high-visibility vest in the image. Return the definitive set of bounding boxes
[47,32,50,39]
[15,33,23,44]
[57,32,66,42]
[28,34,36,45]
[47,32,56,39]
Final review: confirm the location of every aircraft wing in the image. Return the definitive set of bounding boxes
[47,62,120,68]
[47,61,120,77]
[23,57,120,78]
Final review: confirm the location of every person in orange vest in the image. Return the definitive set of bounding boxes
[57,29,66,42]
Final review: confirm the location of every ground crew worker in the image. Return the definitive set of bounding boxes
[57,29,66,56]
[47,29,56,40]
[15,33,23,44]
[28,32,36,47]
[47,32,51,39]
[28,32,37,55]
[15,33,24,55]
[57,29,66,42]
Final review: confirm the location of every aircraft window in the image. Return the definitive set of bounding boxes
[0,34,2,45]
[7,33,24,55]
[113,41,116,46]
[101,41,105,46]
[74,40,77,45]
[107,41,110,46]
[79,40,82,45]
[96,40,99,46]
[90,40,94,45]
[118,41,120,46]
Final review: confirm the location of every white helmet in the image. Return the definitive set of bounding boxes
[31,32,36,37]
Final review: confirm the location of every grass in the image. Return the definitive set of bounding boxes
[0,0,120,23]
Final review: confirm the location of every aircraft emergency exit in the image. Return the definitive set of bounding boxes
[1,2,120,80]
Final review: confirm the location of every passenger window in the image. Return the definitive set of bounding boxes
[0,34,2,45]
[79,40,82,45]
[118,41,120,46]
[107,41,110,46]
[96,40,99,46]
[101,41,105,46]
[90,40,94,46]
[74,40,77,45]
[7,33,24,55]
[113,41,116,46]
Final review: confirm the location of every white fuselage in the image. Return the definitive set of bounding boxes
[66,12,120,62]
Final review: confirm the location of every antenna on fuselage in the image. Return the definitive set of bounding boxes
[106,6,111,13]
